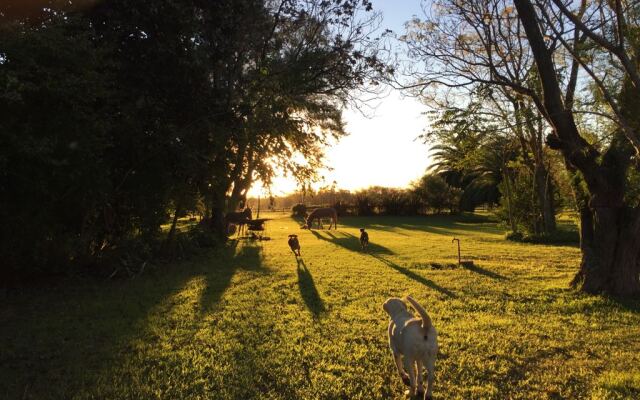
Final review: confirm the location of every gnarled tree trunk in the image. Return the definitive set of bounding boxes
[515,0,640,296]
[574,204,640,296]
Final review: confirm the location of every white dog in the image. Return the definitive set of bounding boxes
[383,295,438,399]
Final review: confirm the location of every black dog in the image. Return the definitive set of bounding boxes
[288,234,301,257]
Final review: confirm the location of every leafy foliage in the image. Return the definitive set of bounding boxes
[0,0,387,279]
[424,105,515,212]
[291,203,307,218]
[412,174,462,214]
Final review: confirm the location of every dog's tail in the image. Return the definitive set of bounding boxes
[405,295,432,337]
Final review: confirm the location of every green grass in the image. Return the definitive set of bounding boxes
[2,213,640,399]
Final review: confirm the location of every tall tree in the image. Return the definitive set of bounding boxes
[0,0,386,276]
[424,104,507,212]
[401,0,558,235]
[513,0,640,295]
[401,0,640,295]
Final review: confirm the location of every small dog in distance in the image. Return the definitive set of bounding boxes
[288,234,301,257]
[359,228,369,251]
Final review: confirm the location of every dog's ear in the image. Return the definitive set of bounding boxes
[382,298,392,314]
[383,298,406,316]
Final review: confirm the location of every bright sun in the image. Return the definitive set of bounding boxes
[249,91,432,196]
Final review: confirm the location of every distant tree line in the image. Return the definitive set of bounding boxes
[0,0,387,280]
[251,176,464,216]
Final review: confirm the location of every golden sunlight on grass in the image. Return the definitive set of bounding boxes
[2,213,640,399]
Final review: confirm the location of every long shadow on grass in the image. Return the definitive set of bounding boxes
[198,240,267,314]
[372,255,457,298]
[292,213,306,227]
[608,296,640,314]
[0,239,272,399]
[310,230,394,255]
[339,215,505,236]
[461,262,507,280]
[221,286,299,399]
[296,258,325,317]
[0,244,246,399]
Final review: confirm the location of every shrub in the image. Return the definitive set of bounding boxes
[379,189,421,216]
[187,225,221,248]
[505,231,524,242]
[332,201,349,216]
[505,229,579,244]
[355,193,374,216]
[413,174,462,214]
[291,203,307,218]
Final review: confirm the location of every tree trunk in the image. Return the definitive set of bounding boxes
[573,205,640,296]
[534,163,556,234]
[503,169,518,233]
[210,190,227,240]
[611,208,640,295]
[227,193,241,214]
[162,202,182,258]
[577,205,593,253]
[228,178,251,213]
[514,0,640,296]
[228,148,255,213]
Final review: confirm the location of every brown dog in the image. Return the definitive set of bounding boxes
[359,228,369,251]
[288,234,301,257]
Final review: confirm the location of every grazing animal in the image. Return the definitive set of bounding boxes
[383,296,438,400]
[288,234,301,257]
[302,207,338,230]
[359,228,369,251]
[225,207,252,236]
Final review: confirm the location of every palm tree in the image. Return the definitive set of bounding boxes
[426,105,515,211]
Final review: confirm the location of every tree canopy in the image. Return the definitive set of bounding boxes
[0,0,386,279]
[400,0,640,296]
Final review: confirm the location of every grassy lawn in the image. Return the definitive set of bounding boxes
[2,213,640,399]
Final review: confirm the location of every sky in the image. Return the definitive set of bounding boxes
[250,0,430,197]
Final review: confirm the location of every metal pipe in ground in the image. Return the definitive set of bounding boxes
[452,237,461,266]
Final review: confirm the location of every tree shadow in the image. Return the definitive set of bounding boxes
[296,258,326,317]
[221,311,299,399]
[607,296,640,314]
[1,239,272,399]
[292,213,306,226]
[336,218,411,236]
[310,230,395,255]
[338,215,505,236]
[0,249,224,399]
[198,241,267,314]
[460,262,507,280]
[363,224,411,236]
[372,254,457,298]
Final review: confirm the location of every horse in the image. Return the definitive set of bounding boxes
[225,207,252,236]
[302,207,337,230]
